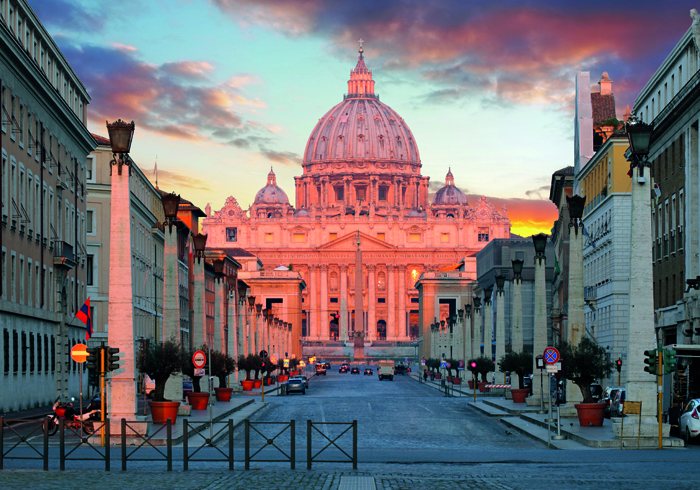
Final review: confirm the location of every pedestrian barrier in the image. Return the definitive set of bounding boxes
[59,418,110,471]
[307,420,357,470]
[0,417,49,471]
[244,420,295,469]
[183,419,233,471]
[121,418,172,471]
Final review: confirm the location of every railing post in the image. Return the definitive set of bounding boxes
[105,419,110,472]
[307,420,312,470]
[290,420,295,470]
[43,418,49,471]
[0,417,4,470]
[352,420,357,470]
[167,418,172,472]
[59,419,65,471]
[228,419,234,471]
[244,420,250,470]
[121,419,127,471]
[183,419,189,471]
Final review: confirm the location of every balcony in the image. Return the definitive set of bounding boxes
[53,241,76,270]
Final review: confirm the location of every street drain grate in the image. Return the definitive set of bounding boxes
[338,476,376,490]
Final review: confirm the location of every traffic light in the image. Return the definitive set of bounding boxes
[106,347,121,372]
[86,346,100,371]
[261,359,267,370]
[643,349,658,375]
[615,358,622,373]
[663,348,677,375]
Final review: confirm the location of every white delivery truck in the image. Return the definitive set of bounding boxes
[378,360,395,381]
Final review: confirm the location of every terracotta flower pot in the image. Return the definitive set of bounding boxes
[187,392,210,410]
[468,380,474,389]
[253,379,262,389]
[453,377,461,385]
[264,378,272,386]
[435,373,442,380]
[511,388,529,404]
[241,380,254,391]
[478,381,487,393]
[214,387,233,402]
[148,401,180,425]
[574,402,606,427]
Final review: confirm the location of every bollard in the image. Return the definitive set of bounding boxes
[59,418,65,471]
[291,420,296,470]
[553,405,566,441]
[245,420,250,470]
[167,419,173,471]
[121,419,127,471]
[183,419,189,471]
[352,420,358,470]
[105,419,110,472]
[307,420,312,470]
[228,419,234,471]
[43,418,49,471]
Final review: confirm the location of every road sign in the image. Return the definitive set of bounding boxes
[536,355,544,369]
[71,343,88,363]
[298,361,306,367]
[440,361,447,369]
[194,368,205,377]
[445,362,451,369]
[270,356,278,364]
[309,357,316,364]
[283,358,289,368]
[458,360,464,371]
[193,350,206,369]
[421,358,426,366]
[546,364,558,373]
[259,350,268,359]
[543,347,560,365]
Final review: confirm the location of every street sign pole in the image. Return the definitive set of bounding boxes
[209,343,213,442]
[79,362,83,439]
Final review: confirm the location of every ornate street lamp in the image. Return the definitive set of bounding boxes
[495,275,506,294]
[106,119,135,175]
[512,259,524,283]
[247,295,256,309]
[567,195,586,235]
[440,320,445,328]
[256,304,263,316]
[237,283,247,304]
[161,192,181,233]
[473,297,481,312]
[483,287,493,305]
[192,233,208,263]
[532,233,548,262]
[626,115,653,166]
[213,258,225,281]
[458,309,464,321]
[226,274,236,290]
[465,304,472,318]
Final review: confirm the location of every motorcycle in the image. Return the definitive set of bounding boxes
[47,396,102,436]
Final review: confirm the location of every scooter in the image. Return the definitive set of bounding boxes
[47,396,102,436]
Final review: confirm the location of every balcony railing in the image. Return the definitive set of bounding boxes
[53,241,76,270]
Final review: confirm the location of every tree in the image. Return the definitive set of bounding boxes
[249,354,263,380]
[238,355,252,381]
[474,356,495,382]
[559,337,614,403]
[136,338,182,402]
[446,358,460,377]
[498,351,533,389]
[210,350,236,387]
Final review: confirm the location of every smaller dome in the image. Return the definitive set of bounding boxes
[433,168,467,205]
[294,208,310,218]
[254,167,290,205]
[408,209,423,217]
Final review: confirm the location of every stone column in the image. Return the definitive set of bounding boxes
[567,221,585,405]
[340,265,348,342]
[511,277,523,389]
[253,311,260,356]
[495,287,506,383]
[192,260,206,349]
[228,289,237,359]
[214,280,223,351]
[387,265,396,340]
[398,266,406,339]
[484,300,492,359]
[309,265,318,339]
[107,157,137,423]
[162,227,180,343]
[625,165,659,423]
[368,265,376,341]
[320,265,328,340]
[463,312,471,363]
[531,254,547,403]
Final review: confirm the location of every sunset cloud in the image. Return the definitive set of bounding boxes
[142,167,213,192]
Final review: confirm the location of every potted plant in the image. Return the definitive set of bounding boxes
[474,356,495,392]
[446,358,460,384]
[427,358,439,380]
[238,355,254,391]
[277,359,288,382]
[181,345,210,410]
[559,337,614,426]
[211,350,236,401]
[263,359,277,386]
[250,354,263,388]
[136,338,182,424]
[499,351,533,403]
[289,358,300,375]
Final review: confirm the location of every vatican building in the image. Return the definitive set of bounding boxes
[202,47,511,344]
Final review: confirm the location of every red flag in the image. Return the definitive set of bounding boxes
[76,298,93,340]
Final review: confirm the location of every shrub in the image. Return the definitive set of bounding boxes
[498,351,533,389]
[559,337,614,403]
[136,338,182,402]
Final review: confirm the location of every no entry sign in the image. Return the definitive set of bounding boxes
[71,343,88,363]
[193,350,206,369]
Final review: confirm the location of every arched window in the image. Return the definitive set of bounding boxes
[330,272,338,292]
[377,271,386,290]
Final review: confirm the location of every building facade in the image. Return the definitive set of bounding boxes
[202,48,511,345]
[1,0,95,411]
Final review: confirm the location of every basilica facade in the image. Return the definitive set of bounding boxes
[202,48,511,343]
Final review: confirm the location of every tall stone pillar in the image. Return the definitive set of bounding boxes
[340,265,348,342]
[567,220,585,405]
[495,287,506,383]
[531,253,547,403]
[192,260,206,348]
[320,265,328,340]
[387,265,396,340]
[625,165,658,422]
[511,277,523,389]
[228,289,237,359]
[107,155,137,423]
[484,300,492,359]
[398,266,406,340]
[309,265,318,339]
[368,265,376,341]
[463,312,471,362]
[214,280,223,351]
[162,227,180,343]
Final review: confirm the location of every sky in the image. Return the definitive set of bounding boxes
[28,0,697,237]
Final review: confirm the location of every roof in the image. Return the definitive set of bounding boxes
[438,262,462,272]
[591,92,616,123]
[223,248,257,258]
[92,133,111,146]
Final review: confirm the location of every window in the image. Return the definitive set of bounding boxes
[330,297,338,303]
[409,233,421,242]
[86,255,94,285]
[441,233,449,242]
[21,332,26,373]
[478,227,489,242]
[265,233,274,242]
[378,298,386,303]
[29,333,34,373]
[329,233,337,241]
[330,272,338,291]
[37,334,41,372]
[293,233,305,243]
[335,186,344,201]
[378,187,387,201]
[19,104,23,146]
[225,227,237,242]
[377,272,386,290]
[13,330,18,373]
[3,329,8,374]
[377,233,385,241]
[86,210,93,234]
[356,187,366,201]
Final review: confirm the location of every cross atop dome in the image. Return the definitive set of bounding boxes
[348,42,374,97]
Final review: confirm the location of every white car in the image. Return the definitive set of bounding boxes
[680,398,700,443]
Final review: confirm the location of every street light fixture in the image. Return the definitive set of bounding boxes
[256,304,263,316]
[213,258,225,281]
[567,195,586,235]
[512,259,524,282]
[473,297,481,312]
[106,119,135,175]
[237,283,248,304]
[495,275,506,293]
[192,233,208,263]
[532,233,548,261]
[247,295,256,309]
[458,309,464,321]
[465,304,472,318]
[161,192,181,233]
[484,287,493,305]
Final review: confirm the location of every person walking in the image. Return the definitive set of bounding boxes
[423,369,428,382]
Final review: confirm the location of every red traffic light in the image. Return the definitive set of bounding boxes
[616,360,622,366]
[470,362,477,368]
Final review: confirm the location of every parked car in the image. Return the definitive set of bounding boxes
[364,368,373,376]
[610,388,626,417]
[603,387,623,418]
[350,367,360,374]
[590,383,603,403]
[323,361,331,369]
[680,398,700,443]
[291,375,308,388]
[286,379,305,395]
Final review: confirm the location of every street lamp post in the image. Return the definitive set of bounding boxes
[566,194,586,406]
[494,274,506,383]
[511,259,524,389]
[531,233,548,410]
[483,288,493,359]
[472,297,481,361]
[192,233,209,350]
[247,296,255,356]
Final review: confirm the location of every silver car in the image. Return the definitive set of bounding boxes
[291,375,308,388]
[286,379,305,395]
[680,398,700,443]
